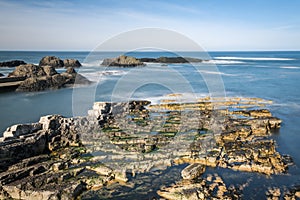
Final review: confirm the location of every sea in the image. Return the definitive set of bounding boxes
[0,51,300,199]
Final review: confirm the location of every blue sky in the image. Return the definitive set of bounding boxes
[0,0,299,51]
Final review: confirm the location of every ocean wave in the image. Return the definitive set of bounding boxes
[81,70,127,82]
[202,60,245,64]
[280,66,300,69]
[81,60,103,67]
[198,70,237,76]
[214,56,295,61]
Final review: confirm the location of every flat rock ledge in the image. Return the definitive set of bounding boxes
[0,97,294,199]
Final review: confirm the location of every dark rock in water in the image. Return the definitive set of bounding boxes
[0,73,4,77]
[63,59,82,68]
[0,60,26,67]
[6,64,90,92]
[101,55,145,67]
[139,56,203,63]
[39,56,64,68]
[8,64,46,78]
[39,56,82,68]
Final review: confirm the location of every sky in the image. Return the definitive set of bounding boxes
[0,0,299,51]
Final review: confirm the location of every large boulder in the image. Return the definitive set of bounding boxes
[0,60,26,67]
[101,55,145,67]
[63,59,81,68]
[39,56,64,68]
[8,64,46,78]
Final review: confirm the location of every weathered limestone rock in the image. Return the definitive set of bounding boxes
[181,164,205,180]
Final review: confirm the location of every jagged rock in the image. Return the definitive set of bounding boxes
[3,123,42,138]
[0,60,26,67]
[8,64,46,78]
[43,65,58,76]
[181,164,205,180]
[63,59,81,68]
[39,56,64,68]
[65,66,76,74]
[101,55,145,67]
[7,64,90,92]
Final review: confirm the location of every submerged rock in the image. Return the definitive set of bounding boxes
[0,60,26,67]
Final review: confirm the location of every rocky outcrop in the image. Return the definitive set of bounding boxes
[7,64,90,92]
[101,56,203,66]
[8,64,46,78]
[101,55,145,67]
[39,56,81,68]
[0,60,26,67]
[0,97,294,199]
[158,173,242,199]
[39,56,64,68]
[63,59,81,68]
[139,56,203,63]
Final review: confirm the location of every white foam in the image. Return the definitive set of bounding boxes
[81,60,103,67]
[280,66,300,69]
[202,60,245,64]
[81,70,127,82]
[214,56,295,61]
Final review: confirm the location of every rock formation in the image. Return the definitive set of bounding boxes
[0,97,294,199]
[101,55,145,67]
[7,64,90,92]
[63,59,82,68]
[0,60,26,67]
[101,56,203,66]
[39,56,81,68]
[140,56,203,63]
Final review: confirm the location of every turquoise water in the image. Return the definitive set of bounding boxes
[0,51,300,199]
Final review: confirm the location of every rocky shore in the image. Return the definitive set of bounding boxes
[0,96,296,199]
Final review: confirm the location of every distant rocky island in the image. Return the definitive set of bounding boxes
[0,96,298,199]
[0,56,90,92]
[101,55,203,67]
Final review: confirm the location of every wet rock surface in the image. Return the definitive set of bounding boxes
[0,96,295,199]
